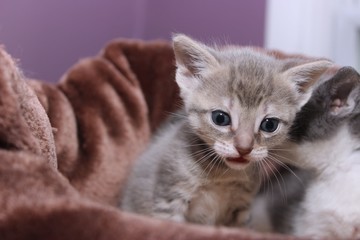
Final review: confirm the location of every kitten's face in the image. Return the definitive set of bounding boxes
[185,62,299,170]
[173,34,332,170]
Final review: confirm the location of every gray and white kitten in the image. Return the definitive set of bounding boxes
[120,34,332,226]
[252,67,360,238]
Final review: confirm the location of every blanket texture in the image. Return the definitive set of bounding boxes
[0,39,339,240]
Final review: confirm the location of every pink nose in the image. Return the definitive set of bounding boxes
[235,147,253,156]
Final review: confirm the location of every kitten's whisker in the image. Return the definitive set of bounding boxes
[185,137,207,145]
[221,167,231,177]
[196,147,214,156]
[214,155,224,176]
[188,148,213,157]
[254,161,268,193]
[260,159,275,199]
[166,111,187,119]
[204,152,221,178]
[197,150,218,178]
[267,153,301,176]
[264,157,288,203]
[267,154,303,185]
[184,143,212,148]
[240,167,250,182]
[255,162,264,183]
[268,151,299,165]
[258,160,271,195]
[206,154,219,178]
[258,162,267,187]
[189,154,213,172]
[217,155,231,177]
[187,148,215,174]
[268,148,293,152]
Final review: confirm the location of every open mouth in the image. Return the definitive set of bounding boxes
[226,157,249,164]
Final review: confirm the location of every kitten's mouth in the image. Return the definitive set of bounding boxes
[226,157,249,164]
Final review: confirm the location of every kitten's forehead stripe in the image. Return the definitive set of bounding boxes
[233,75,273,108]
[223,58,273,108]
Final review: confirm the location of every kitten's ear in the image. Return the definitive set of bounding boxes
[173,34,219,94]
[173,34,219,76]
[327,67,360,116]
[283,60,333,108]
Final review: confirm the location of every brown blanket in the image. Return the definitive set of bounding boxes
[0,39,332,240]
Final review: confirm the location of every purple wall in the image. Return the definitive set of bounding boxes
[0,0,266,82]
[142,0,266,45]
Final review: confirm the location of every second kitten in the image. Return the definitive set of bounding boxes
[252,67,360,238]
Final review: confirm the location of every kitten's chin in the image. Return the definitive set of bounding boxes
[224,157,250,170]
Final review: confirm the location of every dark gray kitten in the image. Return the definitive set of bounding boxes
[252,67,360,238]
[120,34,332,226]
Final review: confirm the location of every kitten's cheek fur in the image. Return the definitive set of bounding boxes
[213,142,268,170]
[248,149,268,162]
[213,141,238,158]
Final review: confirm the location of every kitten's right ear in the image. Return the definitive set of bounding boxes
[173,34,219,76]
[173,34,219,95]
[282,60,333,109]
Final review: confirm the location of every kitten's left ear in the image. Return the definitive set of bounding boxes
[327,66,360,116]
[283,60,333,109]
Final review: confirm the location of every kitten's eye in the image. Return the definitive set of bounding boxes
[260,118,279,133]
[211,110,231,126]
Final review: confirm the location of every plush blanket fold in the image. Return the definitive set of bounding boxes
[0,40,309,239]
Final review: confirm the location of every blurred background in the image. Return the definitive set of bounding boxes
[0,0,358,82]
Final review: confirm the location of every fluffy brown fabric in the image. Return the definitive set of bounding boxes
[0,39,330,240]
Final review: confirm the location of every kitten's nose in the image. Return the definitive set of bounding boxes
[235,133,254,156]
[235,147,253,156]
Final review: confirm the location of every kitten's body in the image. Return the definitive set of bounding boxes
[121,34,332,226]
[253,67,360,238]
[122,116,259,225]
[291,125,360,238]
[287,67,360,238]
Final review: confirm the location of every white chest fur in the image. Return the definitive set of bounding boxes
[292,126,360,238]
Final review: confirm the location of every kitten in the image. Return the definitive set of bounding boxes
[253,66,360,238]
[120,34,332,226]
[287,66,360,238]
